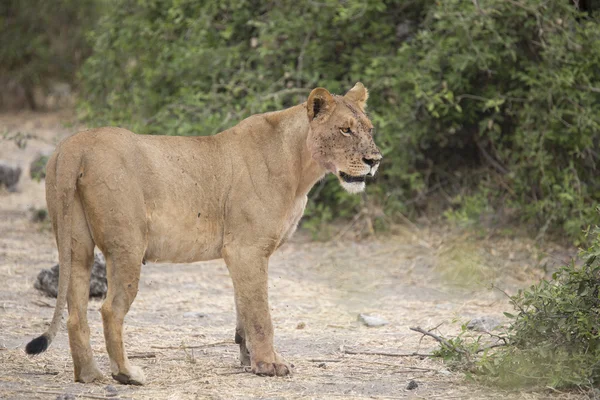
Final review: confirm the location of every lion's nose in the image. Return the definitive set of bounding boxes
[362,155,382,167]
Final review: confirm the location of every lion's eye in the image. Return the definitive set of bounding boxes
[340,127,352,136]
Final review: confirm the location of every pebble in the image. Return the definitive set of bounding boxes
[358,313,389,327]
[55,395,75,400]
[105,385,118,397]
[467,316,501,332]
[183,312,207,318]
[406,380,418,390]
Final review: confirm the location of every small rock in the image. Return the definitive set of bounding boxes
[55,394,75,400]
[318,362,326,368]
[406,380,418,390]
[0,161,21,191]
[296,322,306,329]
[105,385,118,397]
[35,253,107,298]
[467,316,501,332]
[183,312,207,318]
[434,303,454,310]
[358,313,388,327]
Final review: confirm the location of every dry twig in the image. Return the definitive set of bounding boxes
[129,352,156,359]
[409,326,466,354]
[344,349,432,357]
[4,389,115,400]
[151,340,232,350]
[31,299,54,308]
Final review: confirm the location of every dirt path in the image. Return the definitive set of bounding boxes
[0,112,584,399]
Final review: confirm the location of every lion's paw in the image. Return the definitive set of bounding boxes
[112,365,146,385]
[251,353,291,377]
[252,361,291,376]
[75,364,105,383]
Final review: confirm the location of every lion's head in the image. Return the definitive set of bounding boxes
[306,82,382,194]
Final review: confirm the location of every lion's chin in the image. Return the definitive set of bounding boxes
[338,171,367,194]
[340,180,366,194]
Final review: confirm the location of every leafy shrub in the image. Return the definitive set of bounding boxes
[424,225,600,389]
[0,0,101,108]
[481,225,600,388]
[380,0,600,242]
[79,0,600,241]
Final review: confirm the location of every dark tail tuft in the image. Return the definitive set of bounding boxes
[25,335,49,355]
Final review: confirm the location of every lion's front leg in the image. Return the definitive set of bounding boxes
[235,312,250,366]
[223,245,291,377]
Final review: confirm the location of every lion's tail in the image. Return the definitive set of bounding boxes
[26,146,81,355]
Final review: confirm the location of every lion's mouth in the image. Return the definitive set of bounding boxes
[339,171,366,183]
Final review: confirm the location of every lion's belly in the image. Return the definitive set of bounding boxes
[144,211,224,263]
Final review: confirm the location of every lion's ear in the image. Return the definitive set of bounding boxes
[344,82,369,110]
[307,87,336,122]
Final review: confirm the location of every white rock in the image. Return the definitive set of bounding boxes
[358,313,389,327]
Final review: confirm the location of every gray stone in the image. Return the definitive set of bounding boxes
[55,394,75,400]
[406,380,418,390]
[183,311,207,318]
[35,253,107,298]
[105,384,118,397]
[0,161,21,191]
[358,313,389,327]
[466,316,502,332]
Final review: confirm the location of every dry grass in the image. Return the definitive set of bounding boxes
[0,111,587,400]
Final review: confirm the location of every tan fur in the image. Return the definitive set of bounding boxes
[28,83,382,384]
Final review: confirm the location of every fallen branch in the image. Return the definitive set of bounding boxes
[475,343,508,353]
[215,370,247,375]
[20,371,59,376]
[31,299,54,308]
[354,360,436,372]
[5,389,114,400]
[129,352,156,359]
[344,349,432,357]
[409,326,467,355]
[151,340,232,350]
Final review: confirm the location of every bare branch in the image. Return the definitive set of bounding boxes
[409,326,466,354]
[344,349,433,357]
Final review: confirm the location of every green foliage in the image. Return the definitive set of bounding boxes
[0,0,101,107]
[30,155,49,182]
[381,0,600,241]
[483,226,600,388]
[302,202,334,241]
[78,0,425,135]
[79,0,600,241]
[425,226,600,389]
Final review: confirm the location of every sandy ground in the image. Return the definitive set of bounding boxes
[0,111,588,400]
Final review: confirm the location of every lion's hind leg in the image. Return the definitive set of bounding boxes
[67,193,104,383]
[100,250,146,385]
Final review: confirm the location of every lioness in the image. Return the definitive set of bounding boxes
[25,83,382,385]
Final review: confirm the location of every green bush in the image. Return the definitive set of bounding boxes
[0,0,101,108]
[482,225,600,388]
[79,0,600,242]
[383,0,600,242]
[426,224,600,389]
